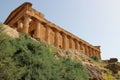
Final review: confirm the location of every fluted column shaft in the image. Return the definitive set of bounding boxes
[85,46,88,56]
[63,34,67,49]
[54,30,59,47]
[23,15,30,34]
[69,37,73,49]
[34,20,41,39]
[89,48,92,57]
[45,25,50,44]
[17,20,23,32]
[86,46,89,56]
[77,42,80,50]
[75,41,80,50]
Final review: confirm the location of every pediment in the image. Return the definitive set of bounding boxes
[4,2,32,25]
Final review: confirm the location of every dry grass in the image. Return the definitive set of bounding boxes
[102,71,116,80]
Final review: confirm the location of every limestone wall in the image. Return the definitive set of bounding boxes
[4,2,101,59]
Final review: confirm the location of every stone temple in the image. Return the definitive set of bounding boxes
[4,2,101,59]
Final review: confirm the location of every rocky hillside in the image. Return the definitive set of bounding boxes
[54,49,103,80]
[1,24,19,38]
[55,48,120,80]
[0,23,120,80]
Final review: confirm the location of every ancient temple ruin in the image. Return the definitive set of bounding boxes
[4,2,101,58]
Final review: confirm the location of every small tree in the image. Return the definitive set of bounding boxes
[91,55,99,62]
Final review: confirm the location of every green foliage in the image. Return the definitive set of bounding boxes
[0,33,88,80]
[0,23,4,32]
[102,71,116,80]
[0,23,3,29]
[58,58,88,80]
[48,44,56,54]
[91,55,99,62]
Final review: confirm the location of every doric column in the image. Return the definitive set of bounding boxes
[77,41,80,50]
[89,48,92,57]
[95,46,101,59]
[82,44,85,53]
[79,42,82,50]
[89,47,92,57]
[87,47,90,56]
[75,40,79,50]
[62,33,67,49]
[80,43,84,53]
[87,46,89,57]
[95,50,100,58]
[23,15,30,34]
[98,51,101,59]
[17,20,23,32]
[69,37,72,49]
[93,50,96,56]
[89,48,91,57]
[34,19,41,39]
[72,39,75,49]
[85,45,89,56]
[95,50,98,56]
[88,48,91,57]
[85,45,88,56]
[91,49,94,56]
[54,30,59,47]
[97,51,99,57]
[45,25,50,44]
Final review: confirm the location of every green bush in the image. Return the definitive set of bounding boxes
[0,23,3,28]
[0,33,88,80]
[91,55,99,62]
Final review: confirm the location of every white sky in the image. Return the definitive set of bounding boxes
[0,0,120,61]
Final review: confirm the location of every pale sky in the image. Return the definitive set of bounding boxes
[0,0,120,61]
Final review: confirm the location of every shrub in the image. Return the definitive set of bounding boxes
[59,57,88,80]
[102,72,115,80]
[0,33,88,80]
[0,23,3,28]
[91,55,99,62]
[48,44,56,54]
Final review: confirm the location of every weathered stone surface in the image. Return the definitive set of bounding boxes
[2,25,19,38]
[105,63,120,74]
[4,2,101,58]
[108,58,118,63]
[103,58,120,74]
[54,49,103,80]
[84,64,103,80]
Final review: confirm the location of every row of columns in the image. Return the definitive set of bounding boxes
[17,15,42,39]
[52,29,100,57]
[16,14,100,58]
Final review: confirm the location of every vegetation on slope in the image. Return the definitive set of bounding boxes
[0,24,88,80]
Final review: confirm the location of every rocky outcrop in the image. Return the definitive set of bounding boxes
[108,58,118,63]
[1,25,19,38]
[54,49,104,80]
[105,63,120,74]
[103,58,120,74]
[84,63,103,80]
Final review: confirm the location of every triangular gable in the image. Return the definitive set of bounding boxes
[4,2,32,26]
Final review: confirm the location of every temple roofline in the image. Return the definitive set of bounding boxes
[4,2,32,24]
